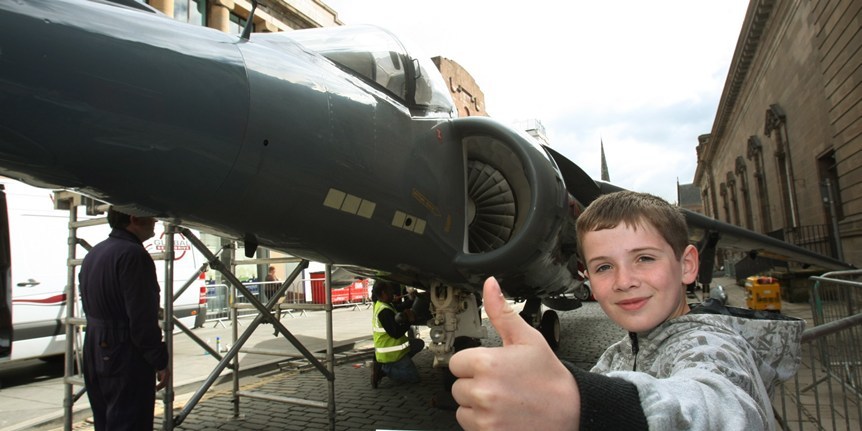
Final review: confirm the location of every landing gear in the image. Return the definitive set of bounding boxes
[520,297,561,351]
[430,335,483,411]
[427,284,486,367]
[540,309,560,350]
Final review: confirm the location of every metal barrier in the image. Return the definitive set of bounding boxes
[774,269,862,431]
[205,277,369,325]
[205,281,289,322]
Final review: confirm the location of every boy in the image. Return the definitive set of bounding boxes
[450,191,804,430]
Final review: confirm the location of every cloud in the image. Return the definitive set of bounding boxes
[544,98,718,202]
[325,0,750,203]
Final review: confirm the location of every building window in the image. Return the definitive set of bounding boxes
[747,136,772,232]
[701,188,711,218]
[173,0,207,26]
[707,166,719,220]
[726,171,740,226]
[765,104,799,229]
[818,149,844,220]
[735,156,754,230]
[229,11,253,35]
[817,149,844,259]
[720,182,731,223]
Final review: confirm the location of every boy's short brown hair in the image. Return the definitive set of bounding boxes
[575,191,690,260]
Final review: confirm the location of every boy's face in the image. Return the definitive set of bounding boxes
[582,221,698,333]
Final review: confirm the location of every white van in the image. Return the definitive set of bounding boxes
[0,178,207,363]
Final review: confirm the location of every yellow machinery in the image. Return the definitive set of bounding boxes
[744,276,782,311]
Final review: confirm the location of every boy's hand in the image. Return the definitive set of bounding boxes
[450,277,580,431]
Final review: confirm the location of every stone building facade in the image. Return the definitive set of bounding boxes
[694,0,861,268]
[144,0,341,33]
[677,183,704,214]
[432,57,488,118]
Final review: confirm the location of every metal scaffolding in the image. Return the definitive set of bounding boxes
[59,194,337,430]
[171,228,336,430]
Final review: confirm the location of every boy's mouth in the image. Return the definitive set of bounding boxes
[616,297,649,311]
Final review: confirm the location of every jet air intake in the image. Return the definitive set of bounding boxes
[466,160,516,252]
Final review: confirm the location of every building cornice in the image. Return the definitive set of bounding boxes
[695,0,775,183]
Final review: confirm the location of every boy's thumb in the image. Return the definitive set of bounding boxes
[482,276,538,347]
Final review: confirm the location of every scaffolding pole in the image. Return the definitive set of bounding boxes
[59,194,105,431]
[325,263,336,429]
[58,205,339,429]
[58,206,216,431]
[161,223,176,430]
[61,199,80,431]
[171,228,336,429]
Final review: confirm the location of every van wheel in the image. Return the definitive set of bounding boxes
[40,354,80,373]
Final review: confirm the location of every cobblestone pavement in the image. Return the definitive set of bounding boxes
[61,279,799,431]
[162,302,622,431]
[62,301,622,431]
[50,277,826,430]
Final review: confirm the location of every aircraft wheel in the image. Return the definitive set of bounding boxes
[585,283,595,301]
[441,336,482,391]
[540,310,560,350]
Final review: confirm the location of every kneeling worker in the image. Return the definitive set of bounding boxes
[371,280,425,388]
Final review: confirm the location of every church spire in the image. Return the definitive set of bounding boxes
[600,140,610,182]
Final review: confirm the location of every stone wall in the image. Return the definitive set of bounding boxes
[695,0,862,268]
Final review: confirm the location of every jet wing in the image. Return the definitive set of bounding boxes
[544,145,854,287]
[684,210,853,271]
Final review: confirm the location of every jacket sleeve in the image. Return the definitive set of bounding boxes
[378,308,409,338]
[561,361,648,430]
[119,248,168,371]
[601,333,772,430]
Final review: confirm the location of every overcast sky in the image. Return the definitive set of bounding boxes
[323,0,750,203]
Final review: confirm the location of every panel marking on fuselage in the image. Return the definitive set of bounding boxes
[323,188,346,209]
[413,218,426,235]
[411,188,441,217]
[323,188,376,219]
[342,194,362,214]
[392,210,426,235]
[357,200,376,219]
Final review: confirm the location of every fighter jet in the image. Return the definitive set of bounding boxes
[0,0,851,364]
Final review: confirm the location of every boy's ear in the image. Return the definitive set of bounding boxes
[681,244,699,284]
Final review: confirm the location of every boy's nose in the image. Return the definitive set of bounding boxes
[614,267,639,291]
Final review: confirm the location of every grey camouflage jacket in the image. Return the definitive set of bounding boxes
[590,299,804,430]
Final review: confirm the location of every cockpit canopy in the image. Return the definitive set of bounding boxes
[282,25,455,117]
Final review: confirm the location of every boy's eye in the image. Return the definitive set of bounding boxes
[593,264,611,273]
[637,255,656,263]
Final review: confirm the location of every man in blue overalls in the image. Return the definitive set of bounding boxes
[80,207,170,430]
[371,280,424,388]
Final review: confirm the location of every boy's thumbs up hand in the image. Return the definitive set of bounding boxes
[478,275,543,347]
[450,277,580,431]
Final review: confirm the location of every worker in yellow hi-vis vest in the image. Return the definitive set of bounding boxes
[371,280,425,388]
